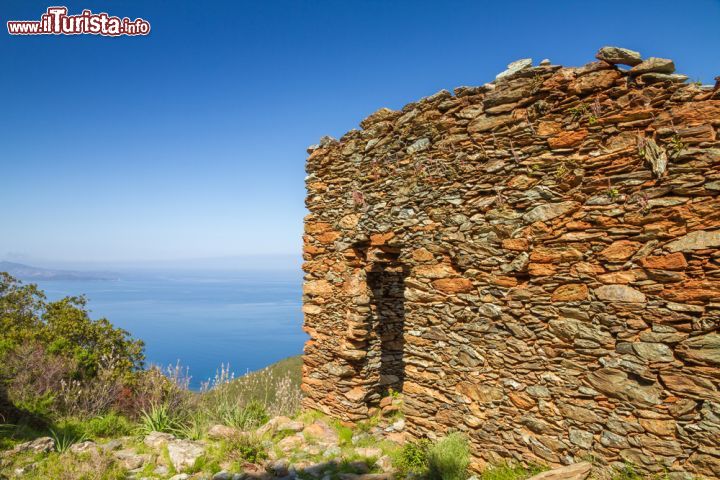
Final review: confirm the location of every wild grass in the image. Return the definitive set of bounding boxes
[391,438,430,476]
[480,462,546,480]
[137,402,186,436]
[19,451,128,480]
[49,426,86,453]
[427,432,470,480]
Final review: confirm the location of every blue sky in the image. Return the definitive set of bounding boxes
[1,0,719,265]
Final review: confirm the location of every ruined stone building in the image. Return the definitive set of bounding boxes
[301,48,720,477]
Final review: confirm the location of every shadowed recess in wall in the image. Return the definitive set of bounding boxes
[366,250,407,402]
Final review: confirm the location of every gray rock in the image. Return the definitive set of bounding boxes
[569,428,594,449]
[638,73,688,84]
[113,449,150,470]
[666,230,720,252]
[496,58,533,80]
[207,424,242,440]
[586,368,662,406]
[213,471,232,480]
[523,201,578,223]
[101,439,123,451]
[596,46,642,66]
[268,459,290,477]
[169,475,190,480]
[407,138,430,154]
[633,342,674,362]
[676,333,720,366]
[631,57,675,75]
[594,285,646,303]
[167,439,206,472]
[144,431,175,449]
[640,138,668,178]
[11,437,55,454]
[69,441,98,454]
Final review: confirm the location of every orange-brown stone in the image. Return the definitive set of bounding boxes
[599,240,642,262]
[640,252,688,271]
[502,238,529,251]
[370,232,395,245]
[432,277,474,294]
[529,263,557,276]
[316,231,341,244]
[411,247,435,262]
[548,129,588,148]
[551,284,589,302]
[530,246,584,263]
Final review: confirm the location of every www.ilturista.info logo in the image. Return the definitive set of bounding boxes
[7,6,150,36]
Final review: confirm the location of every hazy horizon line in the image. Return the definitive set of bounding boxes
[2,253,303,271]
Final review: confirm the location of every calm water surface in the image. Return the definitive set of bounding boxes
[34,269,305,389]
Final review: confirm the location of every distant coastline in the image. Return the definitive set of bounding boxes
[0,261,118,281]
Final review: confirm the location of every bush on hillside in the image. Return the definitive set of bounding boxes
[0,273,145,421]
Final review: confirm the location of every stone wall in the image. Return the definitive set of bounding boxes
[301,48,720,478]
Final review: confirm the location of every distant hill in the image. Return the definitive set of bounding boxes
[0,261,117,281]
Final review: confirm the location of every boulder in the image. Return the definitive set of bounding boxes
[630,57,675,75]
[144,431,176,449]
[496,58,533,80]
[167,439,206,472]
[207,424,242,440]
[302,420,339,445]
[595,46,642,66]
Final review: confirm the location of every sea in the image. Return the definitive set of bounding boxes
[32,268,305,389]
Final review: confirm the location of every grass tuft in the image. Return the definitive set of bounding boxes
[427,432,470,480]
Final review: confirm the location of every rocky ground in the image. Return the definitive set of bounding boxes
[0,398,600,480]
[0,400,406,480]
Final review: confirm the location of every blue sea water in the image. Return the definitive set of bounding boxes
[33,269,305,389]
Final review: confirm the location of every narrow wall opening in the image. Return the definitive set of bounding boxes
[365,249,407,405]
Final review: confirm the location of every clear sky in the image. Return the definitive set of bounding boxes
[2,0,719,265]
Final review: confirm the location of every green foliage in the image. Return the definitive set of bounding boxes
[138,403,185,435]
[481,462,546,480]
[194,435,268,474]
[0,274,144,381]
[18,451,128,480]
[427,433,470,480]
[333,421,354,446]
[391,438,430,476]
[214,399,269,430]
[13,392,55,419]
[50,427,87,453]
[80,412,133,438]
[611,464,645,480]
[230,434,268,463]
[0,273,145,423]
[42,296,145,378]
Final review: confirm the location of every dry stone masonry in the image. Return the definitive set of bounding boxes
[301,47,720,478]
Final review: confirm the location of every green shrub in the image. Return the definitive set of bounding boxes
[82,412,133,438]
[427,432,470,480]
[217,400,269,430]
[391,438,430,476]
[0,273,145,422]
[138,403,185,435]
[50,427,87,453]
